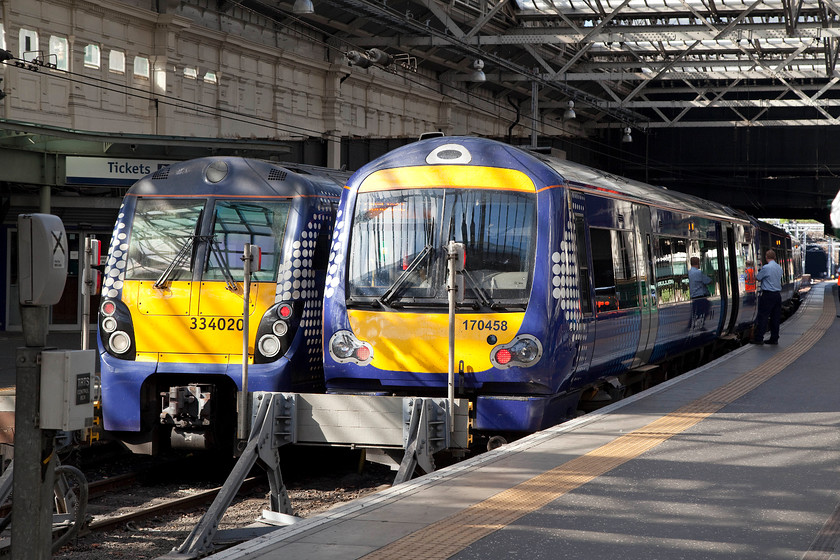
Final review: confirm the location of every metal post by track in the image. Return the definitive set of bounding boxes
[161,392,296,559]
[10,307,55,560]
[81,236,91,350]
[237,244,255,442]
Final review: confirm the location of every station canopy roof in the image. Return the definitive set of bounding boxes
[247,0,840,134]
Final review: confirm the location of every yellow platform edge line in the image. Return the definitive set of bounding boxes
[362,292,837,560]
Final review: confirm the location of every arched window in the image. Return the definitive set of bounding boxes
[84,44,100,68]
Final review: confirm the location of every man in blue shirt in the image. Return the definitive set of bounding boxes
[688,256,712,328]
[688,256,712,298]
[750,249,784,345]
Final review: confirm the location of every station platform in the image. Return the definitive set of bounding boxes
[207,281,840,560]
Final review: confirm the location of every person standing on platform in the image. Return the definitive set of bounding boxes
[688,256,712,328]
[751,249,784,345]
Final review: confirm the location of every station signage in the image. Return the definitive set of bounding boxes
[66,156,177,186]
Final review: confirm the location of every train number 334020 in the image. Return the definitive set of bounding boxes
[189,317,244,331]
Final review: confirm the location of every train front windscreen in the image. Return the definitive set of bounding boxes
[124,198,290,283]
[346,188,536,309]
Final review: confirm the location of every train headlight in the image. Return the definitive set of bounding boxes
[329,330,373,365]
[512,338,540,363]
[331,332,355,359]
[490,334,543,369]
[272,320,288,337]
[109,331,132,355]
[102,316,118,334]
[258,334,281,358]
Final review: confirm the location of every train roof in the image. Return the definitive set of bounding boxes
[126,156,347,199]
[353,136,748,224]
[530,152,747,223]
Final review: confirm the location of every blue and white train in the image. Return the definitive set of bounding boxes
[321,136,801,437]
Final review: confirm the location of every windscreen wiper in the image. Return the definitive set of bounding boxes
[154,235,198,288]
[379,244,433,306]
[461,268,493,308]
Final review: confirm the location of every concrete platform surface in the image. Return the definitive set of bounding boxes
[206,282,840,560]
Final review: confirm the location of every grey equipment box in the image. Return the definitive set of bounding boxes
[40,350,95,431]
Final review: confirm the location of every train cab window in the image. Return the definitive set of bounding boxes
[590,228,639,312]
[347,189,535,307]
[205,200,291,282]
[698,240,721,296]
[125,199,206,281]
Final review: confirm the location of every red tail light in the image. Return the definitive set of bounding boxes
[355,346,371,361]
[101,300,117,316]
[495,348,512,365]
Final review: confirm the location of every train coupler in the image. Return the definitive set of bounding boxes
[160,385,212,429]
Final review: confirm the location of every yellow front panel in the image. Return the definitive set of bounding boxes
[348,311,525,373]
[134,281,192,316]
[359,166,536,193]
[198,281,261,316]
[123,280,276,362]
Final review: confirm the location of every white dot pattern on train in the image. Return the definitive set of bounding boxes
[103,204,128,299]
[324,208,346,300]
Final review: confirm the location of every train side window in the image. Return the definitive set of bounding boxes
[574,215,592,315]
[740,244,755,293]
[590,228,639,312]
[673,238,689,301]
[590,229,617,312]
[698,240,721,296]
[655,237,676,304]
[614,231,640,309]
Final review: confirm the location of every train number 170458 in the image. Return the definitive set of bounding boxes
[461,319,508,331]
[190,317,244,331]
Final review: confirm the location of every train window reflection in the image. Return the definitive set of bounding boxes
[654,236,690,305]
[205,201,290,282]
[125,199,205,281]
[591,228,639,312]
[698,239,720,296]
[574,215,592,315]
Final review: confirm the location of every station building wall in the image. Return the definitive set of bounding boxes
[0,0,537,332]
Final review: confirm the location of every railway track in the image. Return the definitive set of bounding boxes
[84,475,263,533]
[43,447,393,559]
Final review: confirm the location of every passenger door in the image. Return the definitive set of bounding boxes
[721,224,740,335]
[633,206,658,366]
